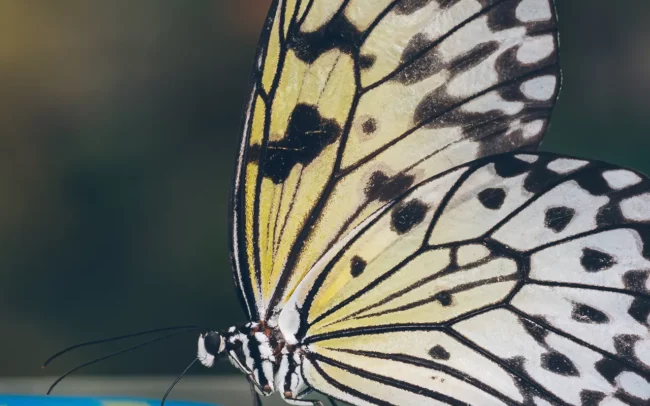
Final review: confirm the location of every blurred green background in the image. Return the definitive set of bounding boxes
[1,0,649,379]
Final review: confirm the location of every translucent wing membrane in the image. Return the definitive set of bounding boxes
[231,0,560,320]
[280,153,650,405]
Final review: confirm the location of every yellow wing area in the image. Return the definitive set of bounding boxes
[280,153,650,405]
[230,0,560,320]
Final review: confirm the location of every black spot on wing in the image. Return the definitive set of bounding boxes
[448,41,500,74]
[579,390,607,406]
[500,356,551,405]
[571,303,610,324]
[289,14,362,63]
[395,46,444,85]
[436,291,453,306]
[544,206,575,233]
[623,270,650,294]
[593,335,647,385]
[494,43,557,85]
[580,248,617,273]
[477,188,507,210]
[361,118,378,135]
[413,87,452,126]
[428,345,450,360]
[616,390,648,406]
[519,317,549,345]
[350,256,367,278]
[359,54,376,70]
[400,37,498,87]
[484,0,521,32]
[494,155,530,178]
[401,33,431,63]
[390,199,429,234]
[365,172,416,202]
[595,357,626,385]
[365,172,390,199]
[575,169,612,196]
[260,104,341,184]
[596,203,626,228]
[628,296,650,326]
[611,335,643,370]
[541,350,580,376]
[522,162,562,195]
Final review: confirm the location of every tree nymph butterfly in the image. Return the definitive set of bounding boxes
[46,0,650,405]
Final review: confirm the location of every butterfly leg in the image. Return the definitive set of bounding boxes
[280,393,323,406]
[248,380,263,406]
[245,372,273,397]
[278,349,323,405]
[281,392,337,406]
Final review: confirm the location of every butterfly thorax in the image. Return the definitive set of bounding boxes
[198,321,306,399]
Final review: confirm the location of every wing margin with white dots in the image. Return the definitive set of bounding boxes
[278,152,650,405]
[230,0,561,321]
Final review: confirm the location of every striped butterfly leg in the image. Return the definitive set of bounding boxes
[281,392,339,406]
[249,380,264,406]
[280,153,650,405]
[280,386,325,406]
[247,372,274,398]
[281,396,324,406]
[279,347,339,406]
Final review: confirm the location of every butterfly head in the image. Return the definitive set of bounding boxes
[197,331,225,368]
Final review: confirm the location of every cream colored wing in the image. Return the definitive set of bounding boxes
[280,153,650,405]
[230,0,560,320]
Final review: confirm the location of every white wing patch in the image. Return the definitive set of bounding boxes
[547,158,590,174]
[602,169,643,191]
[620,193,650,222]
[520,75,557,101]
[516,0,553,22]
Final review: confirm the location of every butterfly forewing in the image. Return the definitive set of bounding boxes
[231,0,560,321]
[279,153,650,405]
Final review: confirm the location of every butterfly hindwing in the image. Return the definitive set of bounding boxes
[279,153,650,405]
[231,0,561,321]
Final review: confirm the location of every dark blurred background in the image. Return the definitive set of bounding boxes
[1,1,649,378]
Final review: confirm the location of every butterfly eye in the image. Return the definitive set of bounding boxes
[203,332,223,356]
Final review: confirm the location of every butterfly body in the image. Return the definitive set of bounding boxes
[199,323,319,404]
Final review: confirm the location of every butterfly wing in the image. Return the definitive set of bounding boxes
[231,0,560,321]
[279,153,650,405]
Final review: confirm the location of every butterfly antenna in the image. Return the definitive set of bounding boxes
[43,325,203,368]
[160,357,198,406]
[46,329,196,395]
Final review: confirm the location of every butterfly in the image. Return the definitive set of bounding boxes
[46,0,650,405]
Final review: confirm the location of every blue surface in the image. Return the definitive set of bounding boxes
[0,395,216,406]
